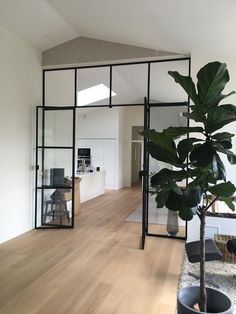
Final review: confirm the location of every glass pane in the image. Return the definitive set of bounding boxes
[42,188,72,227]
[45,70,75,106]
[37,149,42,187]
[77,67,110,107]
[76,106,143,189]
[148,106,187,237]
[45,110,73,147]
[35,189,42,227]
[150,60,189,103]
[43,149,73,187]
[37,107,43,147]
[149,105,188,176]
[112,64,148,105]
[147,193,186,237]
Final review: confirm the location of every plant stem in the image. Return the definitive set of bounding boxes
[199,208,207,312]
[204,195,219,212]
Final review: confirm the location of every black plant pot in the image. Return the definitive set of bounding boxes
[177,286,233,314]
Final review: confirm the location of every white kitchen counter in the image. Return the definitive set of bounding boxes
[76,170,105,203]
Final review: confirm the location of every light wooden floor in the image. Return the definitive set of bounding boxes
[0,187,184,314]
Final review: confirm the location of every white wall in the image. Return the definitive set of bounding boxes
[77,107,119,138]
[77,107,119,189]
[187,52,236,241]
[0,25,41,243]
[76,106,144,189]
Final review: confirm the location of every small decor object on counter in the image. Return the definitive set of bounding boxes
[96,167,100,171]
[81,159,87,172]
[50,168,65,186]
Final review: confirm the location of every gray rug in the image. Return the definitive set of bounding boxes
[179,254,236,312]
[125,195,185,226]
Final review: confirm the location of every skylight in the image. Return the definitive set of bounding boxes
[77,83,116,106]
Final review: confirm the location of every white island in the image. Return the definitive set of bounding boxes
[76,170,105,203]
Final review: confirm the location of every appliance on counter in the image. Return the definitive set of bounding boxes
[50,168,65,186]
[77,148,91,172]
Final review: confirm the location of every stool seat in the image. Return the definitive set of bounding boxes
[185,239,222,263]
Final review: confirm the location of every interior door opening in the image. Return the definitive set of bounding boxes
[75,106,144,221]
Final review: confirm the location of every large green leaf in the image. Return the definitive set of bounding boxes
[206,104,236,133]
[183,187,202,207]
[212,153,226,180]
[179,206,195,221]
[163,126,204,139]
[183,111,204,123]
[197,62,230,106]
[212,132,234,141]
[147,142,172,164]
[190,143,215,167]
[165,190,185,212]
[208,181,236,197]
[214,142,236,165]
[169,182,183,195]
[208,91,236,108]
[188,169,218,190]
[155,189,170,208]
[220,196,235,211]
[168,71,199,105]
[177,138,203,162]
[227,155,236,165]
[147,142,182,167]
[150,169,187,188]
[218,140,232,149]
[141,129,176,154]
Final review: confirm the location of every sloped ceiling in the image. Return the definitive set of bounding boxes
[46,0,236,57]
[0,0,78,50]
[0,0,236,57]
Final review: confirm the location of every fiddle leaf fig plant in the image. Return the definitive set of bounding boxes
[142,61,236,312]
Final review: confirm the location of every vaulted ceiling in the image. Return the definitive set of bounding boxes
[0,0,235,57]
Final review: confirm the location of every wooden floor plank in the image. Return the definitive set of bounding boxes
[0,187,184,314]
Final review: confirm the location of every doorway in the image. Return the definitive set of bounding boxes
[131,126,143,187]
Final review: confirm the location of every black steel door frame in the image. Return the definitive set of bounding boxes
[35,57,190,239]
[143,101,189,243]
[141,97,150,249]
[35,105,76,229]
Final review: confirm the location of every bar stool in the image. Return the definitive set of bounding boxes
[44,190,70,224]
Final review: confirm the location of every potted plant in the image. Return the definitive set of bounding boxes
[142,61,236,313]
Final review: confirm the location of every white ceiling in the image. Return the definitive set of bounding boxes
[0,0,78,50]
[0,0,235,57]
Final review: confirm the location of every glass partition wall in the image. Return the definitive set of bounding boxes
[35,69,76,228]
[147,105,188,238]
[36,58,190,246]
[145,60,189,240]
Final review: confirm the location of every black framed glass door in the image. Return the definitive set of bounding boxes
[141,98,150,249]
[142,103,188,242]
[35,106,76,228]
